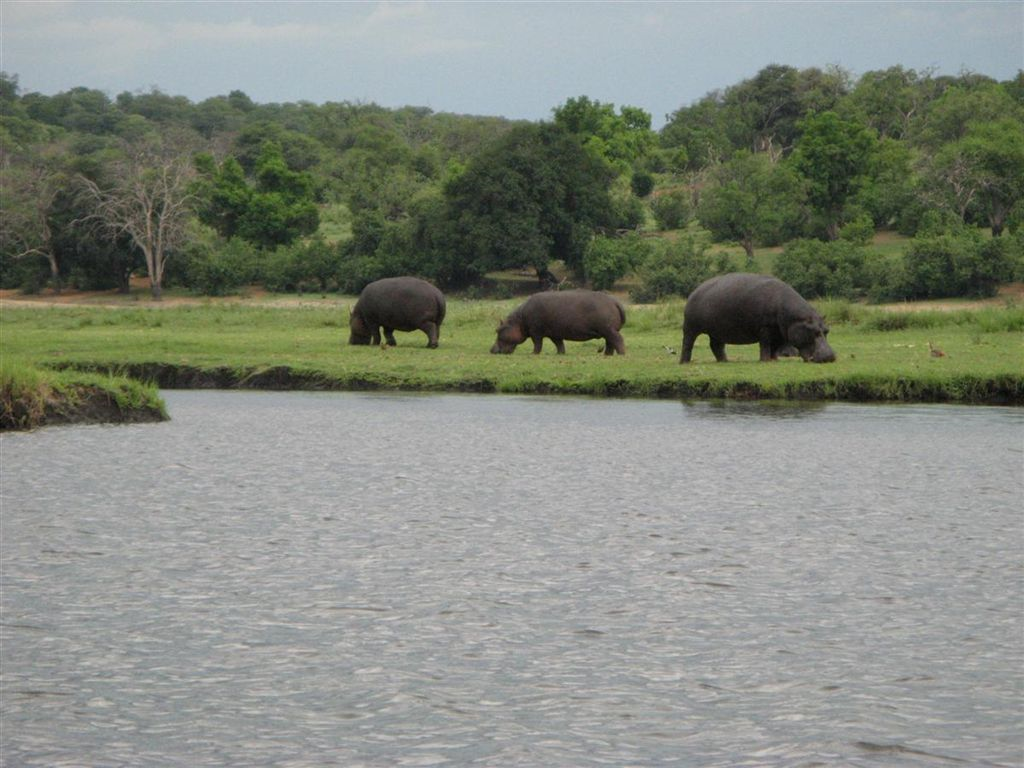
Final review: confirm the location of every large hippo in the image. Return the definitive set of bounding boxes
[680,273,835,363]
[349,277,446,348]
[490,290,626,355]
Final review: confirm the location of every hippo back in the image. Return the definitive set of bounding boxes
[517,290,624,339]
[355,277,445,331]
[685,273,810,342]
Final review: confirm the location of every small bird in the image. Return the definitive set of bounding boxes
[664,346,676,355]
[928,342,946,358]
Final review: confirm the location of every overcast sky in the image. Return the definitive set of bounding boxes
[2,1,1021,127]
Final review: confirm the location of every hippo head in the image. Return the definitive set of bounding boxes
[786,316,836,363]
[348,313,372,345]
[490,319,525,354]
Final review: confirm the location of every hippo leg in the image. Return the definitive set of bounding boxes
[680,327,697,363]
[420,321,439,348]
[709,337,728,362]
[605,331,625,355]
[383,328,397,346]
[370,328,382,346]
[553,338,566,354]
[759,330,781,361]
[531,337,544,354]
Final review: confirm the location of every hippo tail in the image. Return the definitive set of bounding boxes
[615,298,626,328]
[436,292,447,325]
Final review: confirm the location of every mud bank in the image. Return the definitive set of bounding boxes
[1,382,167,431]
[55,362,1024,406]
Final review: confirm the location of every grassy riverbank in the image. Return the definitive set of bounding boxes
[0,356,167,430]
[2,293,1022,428]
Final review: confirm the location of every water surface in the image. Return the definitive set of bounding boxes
[2,392,1022,766]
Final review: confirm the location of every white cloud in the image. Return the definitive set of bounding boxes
[361,0,430,29]
[170,18,332,45]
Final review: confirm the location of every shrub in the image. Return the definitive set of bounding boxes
[838,215,875,246]
[902,230,1019,299]
[773,239,868,299]
[630,170,655,198]
[611,191,646,230]
[185,238,260,296]
[583,234,651,290]
[649,188,692,231]
[631,223,714,302]
[262,238,346,293]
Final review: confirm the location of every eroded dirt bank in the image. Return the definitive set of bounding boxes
[1,383,167,431]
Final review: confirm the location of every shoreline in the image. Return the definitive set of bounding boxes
[3,294,1021,430]
[61,360,1024,402]
[0,371,168,432]
[4,362,1020,433]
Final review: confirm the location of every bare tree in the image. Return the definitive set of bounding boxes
[0,152,67,293]
[77,135,197,299]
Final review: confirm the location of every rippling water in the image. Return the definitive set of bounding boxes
[2,392,1022,766]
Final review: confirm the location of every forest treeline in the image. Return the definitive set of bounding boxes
[1,64,1022,301]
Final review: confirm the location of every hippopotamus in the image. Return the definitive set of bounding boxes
[349,276,446,348]
[680,273,835,363]
[490,290,626,355]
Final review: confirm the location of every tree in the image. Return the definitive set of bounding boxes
[440,123,616,283]
[697,151,805,263]
[0,149,67,292]
[77,135,198,299]
[791,111,877,239]
[193,142,319,249]
[553,96,656,172]
[583,233,651,290]
[959,118,1024,236]
[660,92,732,170]
[723,64,804,156]
[632,223,715,302]
[239,142,319,248]
[855,137,920,232]
[915,83,1021,149]
[841,66,931,140]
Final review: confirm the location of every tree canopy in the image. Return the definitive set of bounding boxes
[2,64,1022,298]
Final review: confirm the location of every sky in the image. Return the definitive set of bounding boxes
[2,1,1022,128]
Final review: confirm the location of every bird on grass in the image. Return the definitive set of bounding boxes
[928,342,946,358]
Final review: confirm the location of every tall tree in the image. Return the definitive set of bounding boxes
[0,150,67,292]
[440,123,616,284]
[193,141,319,249]
[698,151,805,263]
[791,111,877,239]
[959,118,1024,236]
[553,96,656,172]
[77,135,198,299]
[841,66,931,140]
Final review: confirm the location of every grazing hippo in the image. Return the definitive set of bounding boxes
[349,277,446,348]
[680,273,835,363]
[491,290,626,355]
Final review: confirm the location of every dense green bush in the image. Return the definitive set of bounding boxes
[631,224,714,302]
[184,238,261,296]
[630,170,655,198]
[901,230,1020,299]
[262,237,345,293]
[649,188,692,231]
[773,239,869,299]
[583,233,652,290]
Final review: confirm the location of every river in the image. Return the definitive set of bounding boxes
[2,392,1022,766]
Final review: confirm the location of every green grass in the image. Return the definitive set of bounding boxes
[2,296,1022,411]
[1,352,167,430]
